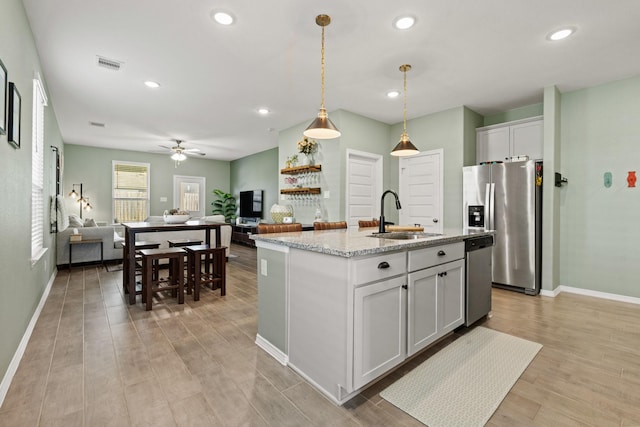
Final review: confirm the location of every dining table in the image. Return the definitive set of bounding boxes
[122,220,224,305]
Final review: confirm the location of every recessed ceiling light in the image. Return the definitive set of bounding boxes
[393,16,415,30]
[257,108,270,115]
[144,81,160,88]
[387,90,400,98]
[548,27,575,41]
[212,11,235,26]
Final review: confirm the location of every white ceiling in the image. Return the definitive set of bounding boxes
[21,0,640,161]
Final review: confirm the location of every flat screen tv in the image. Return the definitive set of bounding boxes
[239,190,263,219]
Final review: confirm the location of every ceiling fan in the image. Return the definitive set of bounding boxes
[157,139,205,161]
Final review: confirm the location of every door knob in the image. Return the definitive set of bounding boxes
[433,218,439,223]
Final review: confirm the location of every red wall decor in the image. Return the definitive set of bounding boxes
[628,171,636,188]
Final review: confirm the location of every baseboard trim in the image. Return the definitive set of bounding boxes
[0,268,57,406]
[255,334,288,366]
[551,285,640,305]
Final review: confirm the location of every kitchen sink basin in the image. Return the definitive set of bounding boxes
[367,231,442,240]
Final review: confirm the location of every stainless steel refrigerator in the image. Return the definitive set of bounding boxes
[462,160,542,295]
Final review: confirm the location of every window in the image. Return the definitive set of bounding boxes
[112,161,150,223]
[31,77,47,262]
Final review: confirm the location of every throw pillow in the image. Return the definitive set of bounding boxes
[84,218,98,227]
[69,214,84,228]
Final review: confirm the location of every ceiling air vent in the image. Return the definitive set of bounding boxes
[89,121,106,127]
[96,56,123,71]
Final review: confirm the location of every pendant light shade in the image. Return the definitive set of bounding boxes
[304,14,341,140]
[391,64,419,157]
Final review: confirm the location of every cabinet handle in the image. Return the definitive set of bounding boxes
[402,284,408,290]
[437,250,446,256]
[377,261,390,269]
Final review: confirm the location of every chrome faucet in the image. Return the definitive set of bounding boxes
[379,190,402,233]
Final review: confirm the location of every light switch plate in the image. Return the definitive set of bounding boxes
[160,197,167,202]
[324,190,330,199]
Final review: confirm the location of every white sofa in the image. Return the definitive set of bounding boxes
[56,222,124,268]
[134,215,232,258]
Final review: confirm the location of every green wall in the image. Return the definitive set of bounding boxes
[0,0,63,391]
[559,75,640,297]
[63,144,230,222]
[483,103,543,126]
[230,147,279,219]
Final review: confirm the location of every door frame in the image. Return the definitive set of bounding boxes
[173,175,206,217]
[345,149,383,228]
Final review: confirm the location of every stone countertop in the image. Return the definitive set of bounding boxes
[251,227,493,258]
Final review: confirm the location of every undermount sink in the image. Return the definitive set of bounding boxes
[368,231,442,240]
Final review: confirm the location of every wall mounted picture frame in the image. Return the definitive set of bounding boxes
[0,58,7,135]
[8,82,20,149]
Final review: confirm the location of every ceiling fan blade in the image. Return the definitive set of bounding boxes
[158,144,173,150]
[183,148,201,152]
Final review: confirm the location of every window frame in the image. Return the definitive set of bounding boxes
[112,160,150,223]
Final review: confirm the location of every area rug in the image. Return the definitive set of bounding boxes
[380,327,542,427]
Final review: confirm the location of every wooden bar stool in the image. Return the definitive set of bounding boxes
[122,240,161,295]
[139,247,186,310]
[185,244,227,301]
[314,221,348,230]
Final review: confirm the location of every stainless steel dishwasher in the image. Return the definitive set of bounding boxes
[464,235,494,326]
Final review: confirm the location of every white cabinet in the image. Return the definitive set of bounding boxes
[353,275,406,389]
[286,242,466,404]
[407,259,464,356]
[476,117,543,164]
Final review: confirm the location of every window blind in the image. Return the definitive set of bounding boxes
[31,78,47,260]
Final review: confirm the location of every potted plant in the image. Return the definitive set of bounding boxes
[211,189,237,223]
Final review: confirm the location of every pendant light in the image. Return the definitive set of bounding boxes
[304,14,341,140]
[391,64,420,156]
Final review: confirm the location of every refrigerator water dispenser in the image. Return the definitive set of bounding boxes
[468,205,485,228]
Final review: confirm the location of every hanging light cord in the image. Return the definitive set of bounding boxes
[320,22,326,110]
[403,67,408,134]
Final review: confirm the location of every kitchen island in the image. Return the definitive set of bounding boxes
[251,227,492,405]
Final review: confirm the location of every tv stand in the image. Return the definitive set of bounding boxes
[232,224,257,247]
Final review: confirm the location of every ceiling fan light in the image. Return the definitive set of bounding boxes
[171,152,186,161]
[304,108,341,139]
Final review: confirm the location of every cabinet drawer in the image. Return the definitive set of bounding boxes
[408,242,464,272]
[352,251,406,286]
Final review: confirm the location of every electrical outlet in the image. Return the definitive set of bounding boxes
[261,259,268,276]
[324,190,330,199]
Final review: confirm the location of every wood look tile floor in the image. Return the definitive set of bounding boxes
[1,243,640,426]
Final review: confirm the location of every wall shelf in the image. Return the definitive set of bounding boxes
[280,164,322,175]
[280,187,321,195]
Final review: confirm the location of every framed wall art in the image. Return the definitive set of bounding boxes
[0,59,7,135]
[7,82,20,148]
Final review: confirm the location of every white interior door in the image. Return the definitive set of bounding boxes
[345,150,383,230]
[399,149,443,233]
[173,175,206,218]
